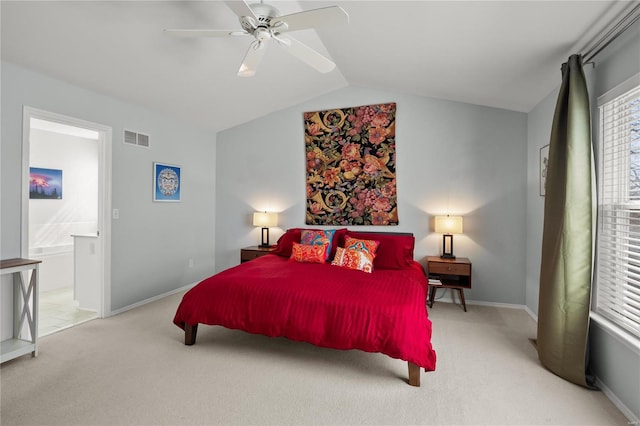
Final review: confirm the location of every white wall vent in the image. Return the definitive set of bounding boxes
[124,130,150,148]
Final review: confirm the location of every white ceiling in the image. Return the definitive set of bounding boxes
[1,1,635,133]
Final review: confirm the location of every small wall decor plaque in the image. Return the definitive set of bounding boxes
[153,162,181,202]
[540,144,549,196]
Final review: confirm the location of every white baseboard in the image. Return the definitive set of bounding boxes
[429,289,528,311]
[595,376,639,423]
[108,282,196,317]
[523,305,538,322]
[466,299,527,311]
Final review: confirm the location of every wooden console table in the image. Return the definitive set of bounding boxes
[1,258,42,363]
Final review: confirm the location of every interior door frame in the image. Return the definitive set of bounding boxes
[21,106,112,318]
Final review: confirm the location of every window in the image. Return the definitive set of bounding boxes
[596,74,640,339]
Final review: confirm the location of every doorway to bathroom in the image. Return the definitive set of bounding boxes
[21,107,112,337]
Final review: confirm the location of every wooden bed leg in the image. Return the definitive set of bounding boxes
[184,323,198,345]
[408,362,421,387]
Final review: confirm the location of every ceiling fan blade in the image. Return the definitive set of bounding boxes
[224,0,258,20]
[272,6,349,33]
[164,29,245,38]
[238,41,267,77]
[277,35,336,73]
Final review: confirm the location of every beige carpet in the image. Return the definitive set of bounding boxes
[0,292,628,425]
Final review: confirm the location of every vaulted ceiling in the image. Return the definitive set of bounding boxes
[1,1,634,133]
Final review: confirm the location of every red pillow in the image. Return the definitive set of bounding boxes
[273,228,302,258]
[273,228,347,260]
[343,231,415,269]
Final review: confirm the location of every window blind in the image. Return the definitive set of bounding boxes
[596,81,640,339]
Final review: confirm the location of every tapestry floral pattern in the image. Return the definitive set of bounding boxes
[304,102,398,226]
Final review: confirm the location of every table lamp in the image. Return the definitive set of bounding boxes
[253,211,278,247]
[434,215,463,259]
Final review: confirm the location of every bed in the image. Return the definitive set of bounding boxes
[173,229,436,386]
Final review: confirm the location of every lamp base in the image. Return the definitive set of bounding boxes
[260,227,270,248]
[441,234,456,259]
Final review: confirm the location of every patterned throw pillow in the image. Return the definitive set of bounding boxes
[344,236,380,256]
[300,229,337,261]
[290,242,329,264]
[331,247,375,273]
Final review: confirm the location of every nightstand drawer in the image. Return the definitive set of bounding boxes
[241,251,263,262]
[428,261,471,276]
[240,246,276,263]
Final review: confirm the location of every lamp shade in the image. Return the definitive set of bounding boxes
[253,212,278,227]
[434,215,463,234]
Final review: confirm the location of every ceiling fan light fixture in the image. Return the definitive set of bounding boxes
[237,40,266,77]
[253,28,271,42]
[238,64,255,77]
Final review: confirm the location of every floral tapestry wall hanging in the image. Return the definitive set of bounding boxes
[304,102,398,226]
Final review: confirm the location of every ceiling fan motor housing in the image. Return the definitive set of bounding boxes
[240,3,279,32]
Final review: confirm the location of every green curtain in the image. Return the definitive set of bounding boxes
[537,54,594,388]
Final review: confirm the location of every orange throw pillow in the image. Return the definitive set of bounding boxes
[331,247,375,273]
[344,236,380,256]
[290,242,329,263]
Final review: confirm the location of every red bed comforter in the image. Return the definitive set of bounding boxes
[173,255,436,371]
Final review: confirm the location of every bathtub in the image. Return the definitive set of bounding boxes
[29,244,74,293]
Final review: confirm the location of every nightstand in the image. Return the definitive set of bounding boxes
[426,256,472,312]
[240,246,276,263]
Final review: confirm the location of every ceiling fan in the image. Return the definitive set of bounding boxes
[165,1,349,77]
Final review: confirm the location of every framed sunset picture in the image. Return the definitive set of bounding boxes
[29,167,63,199]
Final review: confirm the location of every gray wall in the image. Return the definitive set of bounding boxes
[1,62,216,315]
[525,86,558,318]
[525,18,640,420]
[216,86,528,305]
